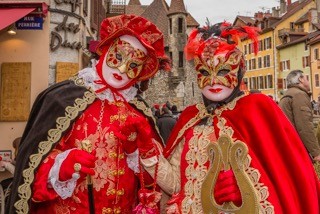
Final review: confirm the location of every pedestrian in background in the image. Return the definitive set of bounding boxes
[171,105,180,120]
[157,107,177,145]
[279,69,320,162]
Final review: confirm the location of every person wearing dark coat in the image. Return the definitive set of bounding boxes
[157,107,177,145]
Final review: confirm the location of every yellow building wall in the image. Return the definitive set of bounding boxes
[242,30,275,96]
[0,1,50,180]
[311,42,320,99]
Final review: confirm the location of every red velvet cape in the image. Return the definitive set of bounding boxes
[164,93,320,213]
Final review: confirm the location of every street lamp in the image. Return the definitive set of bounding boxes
[7,24,17,35]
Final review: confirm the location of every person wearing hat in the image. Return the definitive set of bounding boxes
[7,15,170,214]
[137,22,320,213]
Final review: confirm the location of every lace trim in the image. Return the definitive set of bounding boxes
[49,149,79,199]
[78,65,138,102]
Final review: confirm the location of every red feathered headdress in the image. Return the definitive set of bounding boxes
[185,22,260,61]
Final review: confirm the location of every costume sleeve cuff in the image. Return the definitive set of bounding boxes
[140,155,159,167]
[48,149,78,199]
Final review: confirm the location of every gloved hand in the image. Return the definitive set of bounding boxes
[214,170,242,206]
[118,116,158,158]
[59,149,96,181]
[113,123,138,154]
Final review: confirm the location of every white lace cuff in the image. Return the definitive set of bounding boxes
[48,149,79,199]
[126,149,140,173]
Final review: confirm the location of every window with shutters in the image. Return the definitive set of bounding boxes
[302,56,310,68]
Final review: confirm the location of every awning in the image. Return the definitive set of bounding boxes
[0,7,36,31]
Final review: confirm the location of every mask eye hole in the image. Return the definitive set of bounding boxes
[116,53,122,61]
[217,69,230,76]
[129,62,138,69]
[199,69,210,76]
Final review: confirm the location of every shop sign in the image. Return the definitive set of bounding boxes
[16,16,43,30]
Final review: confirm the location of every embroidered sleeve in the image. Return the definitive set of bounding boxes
[141,139,183,195]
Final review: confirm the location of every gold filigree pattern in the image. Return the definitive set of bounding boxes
[14,77,96,213]
[179,95,273,213]
[182,125,216,213]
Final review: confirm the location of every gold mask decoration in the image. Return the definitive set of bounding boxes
[194,40,244,89]
[106,38,148,79]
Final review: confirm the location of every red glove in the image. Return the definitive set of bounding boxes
[134,117,159,158]
[113,124,138,154]
[214,170,242,206]
[119,116,158,158]
[59,149,96,181]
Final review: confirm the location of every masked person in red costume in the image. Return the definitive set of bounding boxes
[139,22,320,213]
[7,15,170,214]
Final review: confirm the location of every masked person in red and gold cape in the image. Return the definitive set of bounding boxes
[139,22,320,213]
[7,15,170,214]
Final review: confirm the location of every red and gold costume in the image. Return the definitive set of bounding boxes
[31,97,161,213]
[141,23,320,213]
[7,15,169,214]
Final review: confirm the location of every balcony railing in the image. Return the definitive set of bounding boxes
[278,28,305,37]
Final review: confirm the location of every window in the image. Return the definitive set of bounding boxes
[248,44,252,54]
[252,59,256,70]
[178,18,183,33]
[302,56,310,68]
[258,57,262,68]
[259,40,263,51]
[314,48,319,60]
[267,74,273,88]
[179,51,184,67]
[264,55,271,67]
[248,59,252,70]
[315,74,320,87]
[244,45,247,55]
[169,18,172,34]
[169,52,173,60]
[259,76,264,89]
[280,60,290,71]
[266,37,272,49]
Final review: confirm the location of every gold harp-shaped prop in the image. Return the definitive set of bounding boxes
[201,135,259,214]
